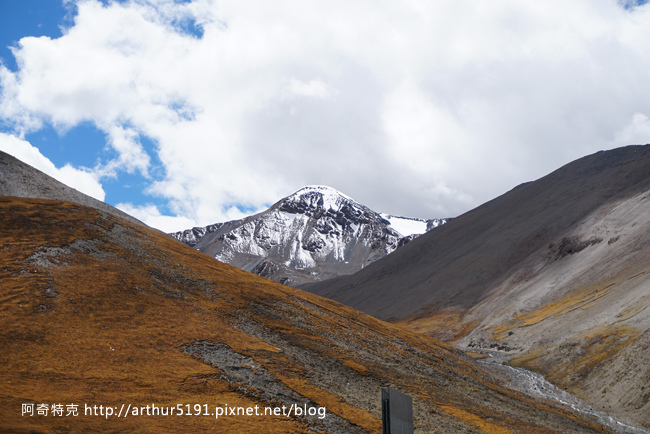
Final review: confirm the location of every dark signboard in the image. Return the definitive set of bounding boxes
[381,388,413,434]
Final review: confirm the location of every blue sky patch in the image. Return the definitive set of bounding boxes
[620,0,649,9]
[0,0,70,71]
[25,121,107,169]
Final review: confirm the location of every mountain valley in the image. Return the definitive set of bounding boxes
[0,195,612,432]
[304,145,650,430]
[1,147,649,432]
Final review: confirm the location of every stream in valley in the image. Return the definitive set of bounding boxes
[475,351,648,434]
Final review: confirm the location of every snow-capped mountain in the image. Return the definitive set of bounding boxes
[170,185,448,286]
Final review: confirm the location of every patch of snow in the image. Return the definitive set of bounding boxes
[288,185,354,211]
[382,214,428,237]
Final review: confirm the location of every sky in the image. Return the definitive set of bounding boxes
[1,0,650,232]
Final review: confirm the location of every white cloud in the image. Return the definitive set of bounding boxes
[612,113,650,146]
[0,132,105,200]
[2,0,650,230]
[115,202,196,233]
[98,124,151,178]
[284,78,333,100]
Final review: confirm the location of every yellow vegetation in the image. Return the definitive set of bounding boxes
[511,325,639,392]
[519,282,618,327]
[490,281,623,341]
[0,197,614,433]
[439,405,515,434]
[615,294,650,323]
[394,307,479,342]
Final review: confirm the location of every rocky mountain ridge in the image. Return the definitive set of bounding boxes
[171,185,448,286]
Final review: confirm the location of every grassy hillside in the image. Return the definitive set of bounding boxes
[0,196,612,433]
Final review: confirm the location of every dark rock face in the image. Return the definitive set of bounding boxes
[279,191,374,229]
[549,236,603,260]
[251,260,279,278]
[172,223,224,247]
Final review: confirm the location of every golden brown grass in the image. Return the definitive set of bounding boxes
[0,197,613,433]
[393,306,479,342]
[490,281,623,342]
[511,325,639,393]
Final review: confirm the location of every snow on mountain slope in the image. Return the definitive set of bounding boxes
[171,186,448,286]
[381,214,449,236]
[171,222,225,246]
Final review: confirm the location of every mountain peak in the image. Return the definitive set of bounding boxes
[276,185,368,218]
[293,185,349,196]
[280,185,356,211]
[171,184,449,286]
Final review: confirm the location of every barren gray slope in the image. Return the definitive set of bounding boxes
[303,144,650,428]
[0,150,149,229]
[455,184,650,428]
[303,145,650,321]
